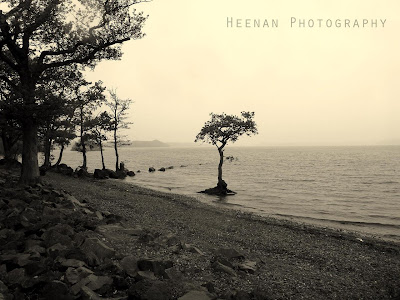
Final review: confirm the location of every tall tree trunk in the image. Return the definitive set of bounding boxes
[55,144,65,166]
[99,139,105,170]
[20,120,40,185]
[114,127,119,171]
[218,148,224,185]
[43,134,52,168]
[80,108,87,169]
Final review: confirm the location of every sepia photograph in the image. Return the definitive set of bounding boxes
[0,0,399,299]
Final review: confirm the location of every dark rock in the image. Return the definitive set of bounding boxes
[166,166,174,169]
[158,167,166,172]
[79,238,116,266]
[7,268,26,285]
[75,167,90,178]
[142,281,173,300]
[113,275,129,290]
[164,266,184,281]
[137,258,173,278]
[57,164,74,176]
[211,261,237,277]
[135,270,157,281]
[42,228,73,248]
[103,169,118,179]
[230,290,253,300]
[47,243,69,257]
[214,248,245,260]
[179,290,213,300]
[199,180,236,196]
[24,261,48,276]
[93,169,109,179]
[116,170,127,179]
[127,171,135,177]
[86,274,113,292]
[148,167,156,172]
[120,256,138,277]
[40,280,73,300]
[128,280,172,300]
[66,266,93,285]
[128,279,153,299]
[202,282,215,293]
[61,259,87,268]
[81,286,101,300]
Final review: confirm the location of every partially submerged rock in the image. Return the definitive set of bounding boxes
[199,180,236,196]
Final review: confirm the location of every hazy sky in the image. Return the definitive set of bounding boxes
[85,0,400,146]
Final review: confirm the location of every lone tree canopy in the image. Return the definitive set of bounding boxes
[195,111,258,195]
[0,0,147,184]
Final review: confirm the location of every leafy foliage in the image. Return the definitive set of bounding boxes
[195,111,258,150]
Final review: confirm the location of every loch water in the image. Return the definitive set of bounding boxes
[59,145,400,242]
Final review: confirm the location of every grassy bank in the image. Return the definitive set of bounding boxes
[39,171,400,299]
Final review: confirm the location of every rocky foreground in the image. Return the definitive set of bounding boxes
[0,168,400,299]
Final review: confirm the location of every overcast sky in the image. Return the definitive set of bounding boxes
[85,0,400,146]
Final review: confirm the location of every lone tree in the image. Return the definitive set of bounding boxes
[195,111,258,195]
[0,0,147,184]
[89,111,113,170]
[107,89,132,171]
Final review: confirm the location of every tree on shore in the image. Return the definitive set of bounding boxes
[90,111,112,170]
[107,89,133,171]
[195,112,258,195]
[0,0,147,184]
[74,82,105,170]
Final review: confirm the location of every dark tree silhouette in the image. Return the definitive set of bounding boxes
[90,111,113,170]
[0,0,147,184]
[195,111,258,195]
[74,82,105,170]
[107,89,132,171]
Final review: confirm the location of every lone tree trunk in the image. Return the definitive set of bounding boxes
[99,139,106,170]
[20,119,40,185]
[55,144,65,166]
[43,131,52,168]
[114,127,119,171]
[217,147,224,187]
[80,107,87,170]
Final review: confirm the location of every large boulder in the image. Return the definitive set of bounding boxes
[79,238,116,266]
[148,167,156,172]
[56,164,74,176]
[93,169,109,179]
[116,170,127,179]
[75,167,90,178]
[104,169,118,179]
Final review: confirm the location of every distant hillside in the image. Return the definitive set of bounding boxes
[130,140,169,147]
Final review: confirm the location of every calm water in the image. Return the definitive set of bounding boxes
[57,146,400,241]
